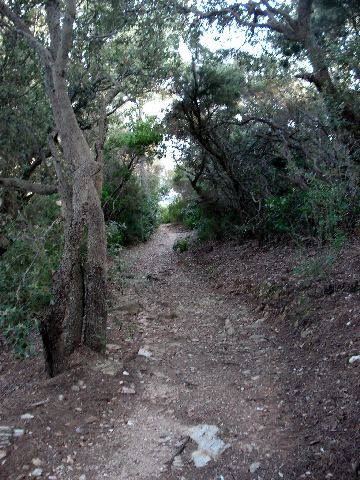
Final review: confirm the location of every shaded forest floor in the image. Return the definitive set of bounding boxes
[1,224,360,480]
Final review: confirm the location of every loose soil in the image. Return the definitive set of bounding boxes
[1,224,360,480]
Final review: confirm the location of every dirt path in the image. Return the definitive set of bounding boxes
[1,224,360,479]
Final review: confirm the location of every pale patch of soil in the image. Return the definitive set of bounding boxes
[1,224,359,480]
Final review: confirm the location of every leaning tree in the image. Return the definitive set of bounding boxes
[0,0,180,376]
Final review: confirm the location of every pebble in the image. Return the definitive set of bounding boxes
[0,450,7,460]
[30,468,43,477]
[85,416,98,424]
[71,385,80,392]
[106,344,121,351]
[79,475,86,480]
[138,348,152,357]
[249,462,260,473]
[21,413,34,420]
[92,361,124,376]
[13,429,24,437]
[119,387,135,394]
[31,458,42,467]
[58,395,64,401]
[76,427,83,434]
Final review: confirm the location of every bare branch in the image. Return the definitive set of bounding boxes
[0,177,58,195]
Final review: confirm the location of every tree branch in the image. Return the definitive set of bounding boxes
[56,0,76,72]
[0,177,58,195]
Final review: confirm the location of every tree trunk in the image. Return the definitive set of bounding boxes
[140,156,150,193]
[83,192,107,351]
[65,259,84,354]
[39,201,88,376]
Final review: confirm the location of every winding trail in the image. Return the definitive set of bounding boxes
[104,225,293,479]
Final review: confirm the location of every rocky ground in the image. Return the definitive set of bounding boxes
[0,224,359,480]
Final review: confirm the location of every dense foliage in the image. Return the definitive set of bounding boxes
[0,0,359,358]
[164,0,360,244]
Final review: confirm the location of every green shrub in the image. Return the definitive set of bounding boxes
[106,221,126,254]
[0,196,63,356]
[161,197,186,224]
[173,236,190,252]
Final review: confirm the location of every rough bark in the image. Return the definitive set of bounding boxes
[83,191,107,351]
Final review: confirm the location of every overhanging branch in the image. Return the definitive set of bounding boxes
[0,177,58,195]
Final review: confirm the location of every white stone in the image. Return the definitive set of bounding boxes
[185,424,229,467]
[348,355,360,364]
[249,462,260,473]
[21,413,34,420]
[119,387,135,394]
[138,348,152,357]
[31,468,43,477]
[106,344,121,351]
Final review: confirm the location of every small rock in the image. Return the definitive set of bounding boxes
[66,455,74,465]
[0,450,7,460]
[76,428,83,434]
[13,429,24,437]
[54,431,63,437]
[58,395,64,401]
[123,371,129,376]
[173,455,183,467]
[225,319,236,335]
[92,361,124,376]
[71,386,80,392]
[30,468,43,477]
[79,475,86,480]
[85,416,98,424]
[22,465,30,471]
[21,413,34,420]
[249,462,260,473]
[119,387,135,394]
[31,458,42,467]
[138,348,152,357]
[301,329,312,339]
[106,344,121,351]
[348,355,360,364]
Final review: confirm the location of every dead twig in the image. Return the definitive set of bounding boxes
[166,436,190,470]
